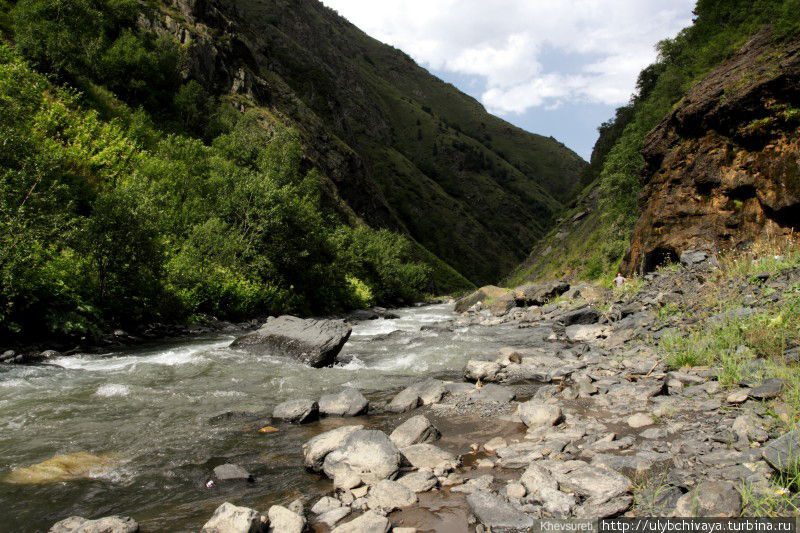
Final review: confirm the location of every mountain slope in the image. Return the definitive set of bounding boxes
[157,0,585,284]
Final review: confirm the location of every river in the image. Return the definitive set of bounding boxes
[0,303,526,532]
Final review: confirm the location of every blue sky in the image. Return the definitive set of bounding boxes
[320,0,696,160]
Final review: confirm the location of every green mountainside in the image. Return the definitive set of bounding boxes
[508,0,800,285]
[0,0,583,340]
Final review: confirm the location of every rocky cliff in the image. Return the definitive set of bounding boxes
[148,0,585,285]
[623,31,800,274]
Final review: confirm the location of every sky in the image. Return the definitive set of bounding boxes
[319,0,696,160]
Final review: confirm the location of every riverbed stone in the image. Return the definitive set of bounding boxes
[311,496,341,515]
[398,469,437,493]
[627,413,654,428]
[464,360,502,382]
[367,479,417,512]
[749,379,784,400]
[517,400,562,428]
[302,425,364,471]
[331,510,390,533]
[390,415,440,448]
[466,490,534,530]
[323,430,401,486]
[201,502,262,533]
[401,443,457,470]
[231,315,351,367]
[674,481,741,517]
[762,429,800,472]
[319,389,369,417]
[555,464,632,503]
[316,507,351,528]
[50,516,139,533]
[213,463,252,482]
[520,463,558,497]
[267,505,305,533]
[386,386,421,413]
[387,380,447,412]
[562,306,600,326]
[273,398,318,423]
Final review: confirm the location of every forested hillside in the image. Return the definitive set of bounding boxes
[509,0,800,284]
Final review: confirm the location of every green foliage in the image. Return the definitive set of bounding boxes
[0,44,433,340]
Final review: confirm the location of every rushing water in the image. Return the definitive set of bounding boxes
[0,304,525,532]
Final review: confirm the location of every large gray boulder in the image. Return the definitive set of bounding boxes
[267,505,305,533]
[50,516,139,533]
[513,281,570,306]
[386,379,447,412]
[273,398,319,423]
[762,429,800,472]
[200,502,262,533]
[389,415,440,448]
[319,389,369,417]
[517,400,562,428]
[231,316,351,367]
[303,425,364,471]
[322,430,401,487]
[466,490,534,531]
[454,285,510,313]
[674,481,741,517]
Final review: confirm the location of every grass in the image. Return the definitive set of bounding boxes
[740,452,800,517]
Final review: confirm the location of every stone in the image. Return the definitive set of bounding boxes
[517,401,562,428]
[4,452,116,484]
[394,529,417,533]
[680,250,709,266]
[749,379,784,400]
[273,398,318,423]
[311,496,341,515]
[484,437,508,453]
[389,415,440,448]
[727,389,750,404]
[398,469,438,493]
[454,285,510,313]
[577,495,633,518]
[464,360,502,382]
[331,511,390,533]
[565,324,610,342]
[319,389,369,417]
[466,490,534,530]
[401,443,457,469]
[506,482,526,499]
[213,464,252,482]
[367,479,418,511]
[302,425,363,471]
[201,502,262,533]
[316,507,351,528]
[267,505,305,533]
[627,413,654,428]
[452,474,494,494]
[231,315,351,367]
[562,307,600,326]
[674,481,741,517]
[520,463,559,497]
[513,281,570,306]
[539,487,577,516]
[488,294,517,316]
[323,430,401,486]
[50,516,138,533]
[386,386,421,413]
[555,465,632,503]
[762,429,800,472]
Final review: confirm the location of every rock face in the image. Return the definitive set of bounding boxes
[231,316,351,367]
[623,31,800,274]
[50,516,139,533]
[200,502,262,533]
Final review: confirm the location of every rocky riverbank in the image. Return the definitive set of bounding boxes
[44,251,800,531]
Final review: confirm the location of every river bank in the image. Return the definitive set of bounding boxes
[3,253,800,531]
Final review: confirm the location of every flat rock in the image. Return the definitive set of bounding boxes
[401,443,457,469]
[319,389,369,417]
[749,379,784,400]
[555,465,632,503]
[231,315,351,367]
[762,429,800,472]
[466,490,534,530]
[727,389,750,404]
[267,505,305,533]
[387,380,447,412]
[367,479,418,511]
[674,481,741,517]
[201,502,262,533]
[517,400,562,428]
[562,307,600,326]
[627,413,654,428]
[398,469,438,493]
[50,516,139,533]
[390,415,440,448]
[566,324,610,342]
[323,430,401,486]
[311,496,341,515]
[302,425,364,471]
[213,463,252,482]
[273,398,319,423]
[316,507,351,528]
[331,511,390,533]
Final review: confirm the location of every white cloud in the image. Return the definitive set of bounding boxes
[321,0,695,114]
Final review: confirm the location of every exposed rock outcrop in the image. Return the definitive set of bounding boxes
[623,31,800,274]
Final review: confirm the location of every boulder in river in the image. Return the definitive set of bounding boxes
[512,281,570,306]
[400,443,457,470]
[466,490,534,531]
[201,502,262,533]
[319,388,369,417]
[303,425,364,471]
[331,510,390,533]
[213,463,253,482]
[389,415,440,448]
[267,505,305,533]
[273,398,319,423]
[50,515,138,533]
[516,400,562,428]
[4,452,116,484]
[454,285,510,313]
[230,316,351,367]
[322,430,401,487]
